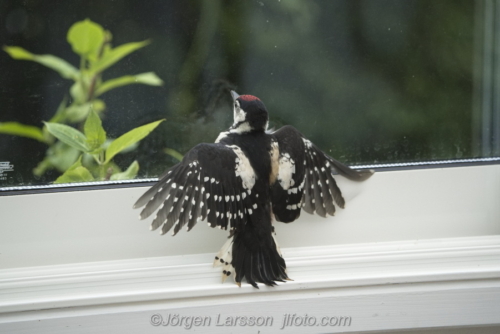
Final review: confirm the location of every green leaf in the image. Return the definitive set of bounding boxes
[95,72,164,96]
[54,166,95,184]
[53,154,95,184]
[3,46,79,80]
[105,119,164,164]
[34,142,80,175]
[44,122,90,153]
[163,148,184,162]
[88,147,104,156]
[65,99,106,123]
[65,155,84,172]
[90,40,150,74]
[0,122,47,143]
[84,109,106,150]
[3,45,33,60]
[33,157,53,177]
[101,138,139,153]
[70,80,87,104]
[67,19,105,58]
[47,142,81,172]
[110,160,139,180]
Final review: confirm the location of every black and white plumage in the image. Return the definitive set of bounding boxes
[134,91,373,288]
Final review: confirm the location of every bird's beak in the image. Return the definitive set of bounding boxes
[230,90,240,102]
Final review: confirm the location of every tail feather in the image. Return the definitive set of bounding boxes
[231,228,288,288]
[326,155,374,182]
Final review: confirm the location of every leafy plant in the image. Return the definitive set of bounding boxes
[1,19,164,183]
[47,111,163,183]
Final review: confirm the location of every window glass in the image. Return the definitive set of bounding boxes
[1,0,498,189]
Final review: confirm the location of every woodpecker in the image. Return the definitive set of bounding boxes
[134,91,373,288]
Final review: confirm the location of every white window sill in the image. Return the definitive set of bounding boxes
[0,235,499,333]
[0,164,499,332]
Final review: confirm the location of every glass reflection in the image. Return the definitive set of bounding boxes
[0,0,498,188]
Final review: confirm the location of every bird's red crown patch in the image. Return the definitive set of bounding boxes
[239,95,260,102]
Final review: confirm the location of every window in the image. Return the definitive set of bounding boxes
[1,0,498,191]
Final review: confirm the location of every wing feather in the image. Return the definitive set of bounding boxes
[271,125,373,222]
[134,143,255,235]
[311,149,336,216]
[301,173,315,215]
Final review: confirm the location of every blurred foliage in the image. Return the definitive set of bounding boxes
[1,18,163,183]
[0,0,494,187]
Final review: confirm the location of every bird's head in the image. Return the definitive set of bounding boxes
[229,91,269,133]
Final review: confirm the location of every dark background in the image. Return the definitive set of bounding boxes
[0,0,489,186]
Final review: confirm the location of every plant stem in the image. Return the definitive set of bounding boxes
[87,32,111,101]
[91,154,101,165]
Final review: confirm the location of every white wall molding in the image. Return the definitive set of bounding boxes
[1,235,499,333]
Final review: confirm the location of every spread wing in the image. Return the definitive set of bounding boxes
[134,143,256,235]
[271,125,373,222]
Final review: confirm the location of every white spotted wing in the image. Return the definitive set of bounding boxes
[271,125,373,222]
[134,143,256,235]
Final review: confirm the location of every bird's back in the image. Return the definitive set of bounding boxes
[217,131,274,190]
